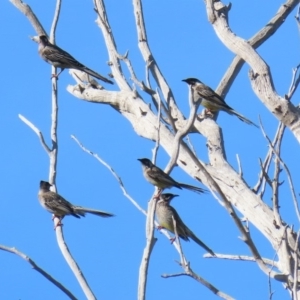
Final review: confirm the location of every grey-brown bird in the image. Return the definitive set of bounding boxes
[137,158,206,196]
[182,78,257,127]
[38,35,114,84]
[38,181,114,225]
[157,193,215,256]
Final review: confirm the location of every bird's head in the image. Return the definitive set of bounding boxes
[38,35,49,45]
[40,180,52,191]
[137,158,153,168]
[160,193,179,203]
[182,78,202,86]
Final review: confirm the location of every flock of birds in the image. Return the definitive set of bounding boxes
[36,34,256,255]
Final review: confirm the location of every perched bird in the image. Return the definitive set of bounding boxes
[156,193,215,256]
[38,35,114,84]
[38,181,114,226]
[137,158,206,196]
[182,78,257,127]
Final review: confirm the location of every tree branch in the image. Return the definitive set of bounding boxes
[0,244,77,300]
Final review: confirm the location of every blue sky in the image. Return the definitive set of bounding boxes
[1,0,299,299]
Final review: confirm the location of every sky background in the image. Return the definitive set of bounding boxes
[1,0,300,299]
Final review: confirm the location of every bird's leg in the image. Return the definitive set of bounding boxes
[204,108,215,118]
[154,189,163,199]
[51,68,64,79]
[53,216,63,230]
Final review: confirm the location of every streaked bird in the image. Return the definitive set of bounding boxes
[38,35,114,84]
[156,193,215,256]
[182,77,257,127]
[137,158,206,196]
[38,181,114,226]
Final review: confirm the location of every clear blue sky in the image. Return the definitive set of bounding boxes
[1,0,299,299]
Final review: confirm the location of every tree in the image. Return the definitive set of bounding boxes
[2,0,300,299]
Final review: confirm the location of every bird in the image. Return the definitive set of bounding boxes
[182,78,257,127]
[156,193,215,256]
[38,181,114,226]
[37,35,114,84]
[137,158,206,196]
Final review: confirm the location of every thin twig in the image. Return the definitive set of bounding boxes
[253,120,286,197]
[93,0,131,90]
[138,87,163,300]
[152,88,162,163]
[162,271,235,300]
[254,150,272,196]
[132,0,183,129]
[164,85,200,174]
[210,253,279,268]
[259,118,300,222]
[0,244,77,300]
[48,0,96,297]
[172,216,187,267]
[286,63,300,100]
[49,0,61,41]
[271,123,284,228]
[163,219,234,300]
[10,0,46,35]
[117,51,153,93]
[53,0,96,297]
[18,114,51,154]
[71,135,147,215]
[138,194,157,300]
[236,154,243,178]
[55,225,96,300]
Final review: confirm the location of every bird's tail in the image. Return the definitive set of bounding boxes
[179,183,207,194]
[74,206,114,218]
[189,230,215,256]
[229,109,258,127]
[82,67,114,84]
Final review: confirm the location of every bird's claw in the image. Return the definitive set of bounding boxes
[50,74,59,80]
[170,237,176,244]
[154,189,163,199]
[53,221,63,230]
[204,109,214,117]
[52,215,63,230]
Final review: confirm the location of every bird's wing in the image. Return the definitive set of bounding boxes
[43,44,85,69]
[148,167,182,189]
[44,192,78,216]
[169,207,190,241]
[196,84,233,111]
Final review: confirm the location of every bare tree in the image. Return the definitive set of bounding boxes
[4,0,300,299]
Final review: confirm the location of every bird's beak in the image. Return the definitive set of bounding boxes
[32,36,40,43]
[182,79,188,83]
